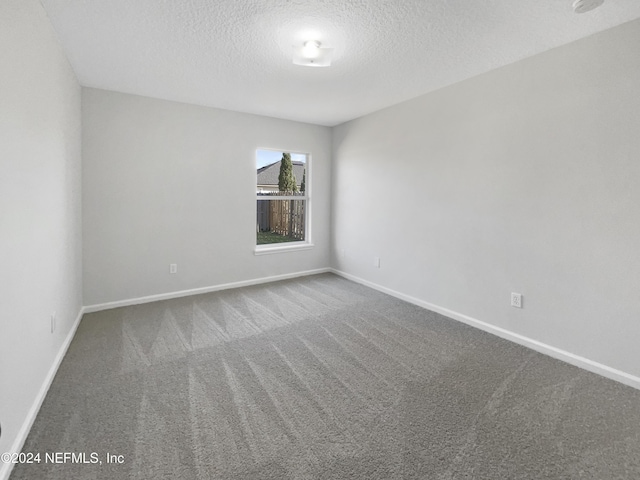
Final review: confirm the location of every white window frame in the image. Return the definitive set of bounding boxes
[255,148,313,255]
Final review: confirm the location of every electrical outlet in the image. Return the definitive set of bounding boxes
[50,312,56,333]
[170,264,177,274]
[511,292,523,309]
[374,257,381,268]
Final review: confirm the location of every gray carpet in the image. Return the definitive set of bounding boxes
[11,273,640,479]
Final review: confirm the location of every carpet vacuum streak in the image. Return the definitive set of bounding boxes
[11,273,640,479]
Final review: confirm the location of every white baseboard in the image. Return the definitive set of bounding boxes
[0,306,85,480]
[3,267,636,480]
[83,268,332,313]
[1,269,332,480]
[331,269,640,391]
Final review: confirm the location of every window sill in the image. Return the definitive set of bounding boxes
[254,243,315,255]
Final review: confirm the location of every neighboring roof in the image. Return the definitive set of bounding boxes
[257,161,305,187]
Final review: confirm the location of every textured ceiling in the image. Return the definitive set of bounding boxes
[39,0,640,126]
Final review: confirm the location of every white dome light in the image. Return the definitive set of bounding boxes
[572,0,604,14]
[293,40,334,67]
[302,41,321,59]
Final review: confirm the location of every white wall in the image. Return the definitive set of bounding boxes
[82,89,332,306]
[0,0,82,467]
[1,7,638,472]
[332,19,640,379]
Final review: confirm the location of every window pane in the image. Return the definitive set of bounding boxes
[257,151,307,195]
[257,199,305,245]
[256,150,308,246]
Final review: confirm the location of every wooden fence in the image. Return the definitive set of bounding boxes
[257,197,305,240]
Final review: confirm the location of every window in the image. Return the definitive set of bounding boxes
[256,149,310,252]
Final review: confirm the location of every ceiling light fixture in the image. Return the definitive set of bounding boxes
[293,40,334,67]
[572,0,604,14]
[302,40,321,59]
